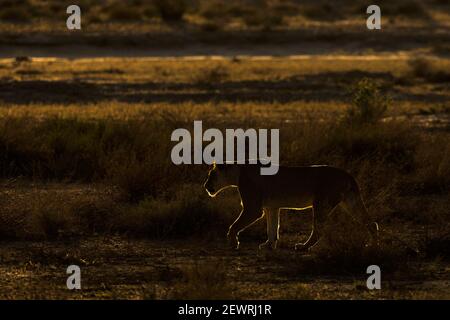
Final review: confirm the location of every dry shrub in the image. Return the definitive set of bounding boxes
[310,212,409,274]
[0,183,235,241]
[193,65,230,85]
[412,132,450,194]
[409,57,433,78]
[198,0,231,21]
[282,119,418,176]
[331,122,418,172]
[0,185,118,241]
[155,0,186,22]
[382,0,430,19]
[242,10,283,29]
[270,216,411,277]
[0,209,27,240]
[302,3,343,21]
[25,194,79,240]
[0,6,31,22]
[421,229,450,260]
[107,4,142,22]
[199,0,283,29]
[350,159,399,223]
[199,20,221,32]
[111,184,235,239]
[74,198,117,233]
[432,43,450,56]
[271,2,300,17]
[286,284,318,300]
[107,156,169,202]
[408,57,450,83]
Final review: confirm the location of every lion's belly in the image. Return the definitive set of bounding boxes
[262,192,313,210]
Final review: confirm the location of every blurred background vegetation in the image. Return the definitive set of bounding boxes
[0,0,448,54]
[0,0,446,25]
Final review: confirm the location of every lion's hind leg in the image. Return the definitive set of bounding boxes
[295,199,339,252]
[341,191,379,244]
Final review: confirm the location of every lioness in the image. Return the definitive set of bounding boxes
[204,163,379,250]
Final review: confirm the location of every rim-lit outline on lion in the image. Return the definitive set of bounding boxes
[204,162,379,250]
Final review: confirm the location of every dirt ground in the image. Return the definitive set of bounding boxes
[0,236,448,300]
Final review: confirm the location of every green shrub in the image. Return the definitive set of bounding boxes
[345,78,389,125]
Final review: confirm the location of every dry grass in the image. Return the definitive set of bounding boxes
[0,0,447,54]
[0,113,446,245]
[409,57,450,83]
[0,0,441,26]
[0,57,447,294]
[167,259,234,299]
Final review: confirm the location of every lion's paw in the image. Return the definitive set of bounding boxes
[259,240,277,250]
[227,233,240,250]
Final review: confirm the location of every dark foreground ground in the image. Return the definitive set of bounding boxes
[0,178,448,301]
[0,236,449,300]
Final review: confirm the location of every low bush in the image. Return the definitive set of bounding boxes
[345,78,389,125]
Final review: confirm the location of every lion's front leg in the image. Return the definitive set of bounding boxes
[259,208,280,250]
[226,227,240,250]
[228,203,263,250]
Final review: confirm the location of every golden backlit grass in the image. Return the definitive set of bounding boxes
[0,101,344,121]
[0,56,448,123]
[3,56,450,83]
